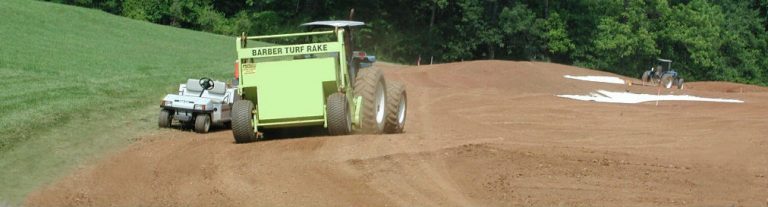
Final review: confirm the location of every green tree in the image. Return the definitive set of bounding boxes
[542,12,574,61]
[715,0,768,84]
[591,0,659,74]
[659,0,728,81]
[195,5,228,34]
[499,4,546,60]
[443,0,500,60]
[41,0,768,85]
[122,0,166,22]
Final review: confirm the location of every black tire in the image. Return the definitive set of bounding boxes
[158,109,172,128]
[661,74,674,89]
[232,100,257,143]
[194,114,211,133]
[384,81,407,134]
[353,68,388,134]
[641,71,651,84]
[677,78,685,90]
[326,93,351,136]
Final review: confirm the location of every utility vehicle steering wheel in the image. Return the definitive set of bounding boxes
[199,78,215,90]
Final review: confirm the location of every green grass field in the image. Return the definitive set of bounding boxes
[0,0,237,204]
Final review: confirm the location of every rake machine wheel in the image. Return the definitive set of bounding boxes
[326,93,352,136]
[232,100,257,143]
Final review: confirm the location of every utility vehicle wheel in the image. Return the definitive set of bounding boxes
[232,100,257,143]
[158,109,172,128]
[676,78,684,90]
[661,74,674,88]
[641,71,651,84]
[354,68,388,134]
[326,93,351,136]
[384,81,407,134]
[194,114,211,133]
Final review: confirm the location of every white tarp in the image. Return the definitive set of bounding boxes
[563,75,625,85]
[557,90,743,104]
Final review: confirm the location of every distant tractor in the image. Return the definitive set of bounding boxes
[641,58,684,89]
[231,20,408,143]
[159,78,236,133]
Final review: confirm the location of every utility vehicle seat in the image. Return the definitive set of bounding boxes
[184,79,204,96]
[203,81,228,101]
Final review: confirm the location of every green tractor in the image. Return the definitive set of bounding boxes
[231,20,407,143]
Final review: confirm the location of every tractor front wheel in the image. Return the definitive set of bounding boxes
[661,74,674,89]
[354,68,388,134]
[384,81,407,134]
[194,114,211,133]
[326,93,351,136]
[158,109,172,128]
[232,100,257,143]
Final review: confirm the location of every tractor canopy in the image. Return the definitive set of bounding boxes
[301,20,365,28]
[656,58,672,72]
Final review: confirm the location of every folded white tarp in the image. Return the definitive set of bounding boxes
[563,75,625,85]
[557,90,743,104]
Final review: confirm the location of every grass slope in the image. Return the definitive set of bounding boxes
[0,0,235,204]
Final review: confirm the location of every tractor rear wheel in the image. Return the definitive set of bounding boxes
[384,81,407,134]
[158,109,172,128]
[354,68,388,134]
[326,93,351,136]
[676,78,685,90]
[232,100,257,143]
[194,114,211,133]
[661,74,674,89]
[641,71,651,84]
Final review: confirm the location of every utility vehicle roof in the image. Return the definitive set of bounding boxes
[301,20,365,27]
[657,58,672,63]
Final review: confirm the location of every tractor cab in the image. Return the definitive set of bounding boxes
[653,58,673,75]
[300,20,376,83]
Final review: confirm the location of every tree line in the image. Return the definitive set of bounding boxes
[47,0,768,85]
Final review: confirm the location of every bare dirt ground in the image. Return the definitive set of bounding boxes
[27,61,768,206]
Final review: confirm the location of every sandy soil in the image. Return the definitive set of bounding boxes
[26,61,768,206]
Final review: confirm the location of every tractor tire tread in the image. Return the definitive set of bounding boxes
[354,68,387,134]
[661,74,674,89]
[384,81,406,134]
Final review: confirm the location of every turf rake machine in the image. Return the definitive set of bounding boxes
[231,20,407,143]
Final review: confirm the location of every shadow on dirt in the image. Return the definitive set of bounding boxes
[168,122,231,133]
[259,126,330,141]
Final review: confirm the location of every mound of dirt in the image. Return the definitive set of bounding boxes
[27,61,768,206]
